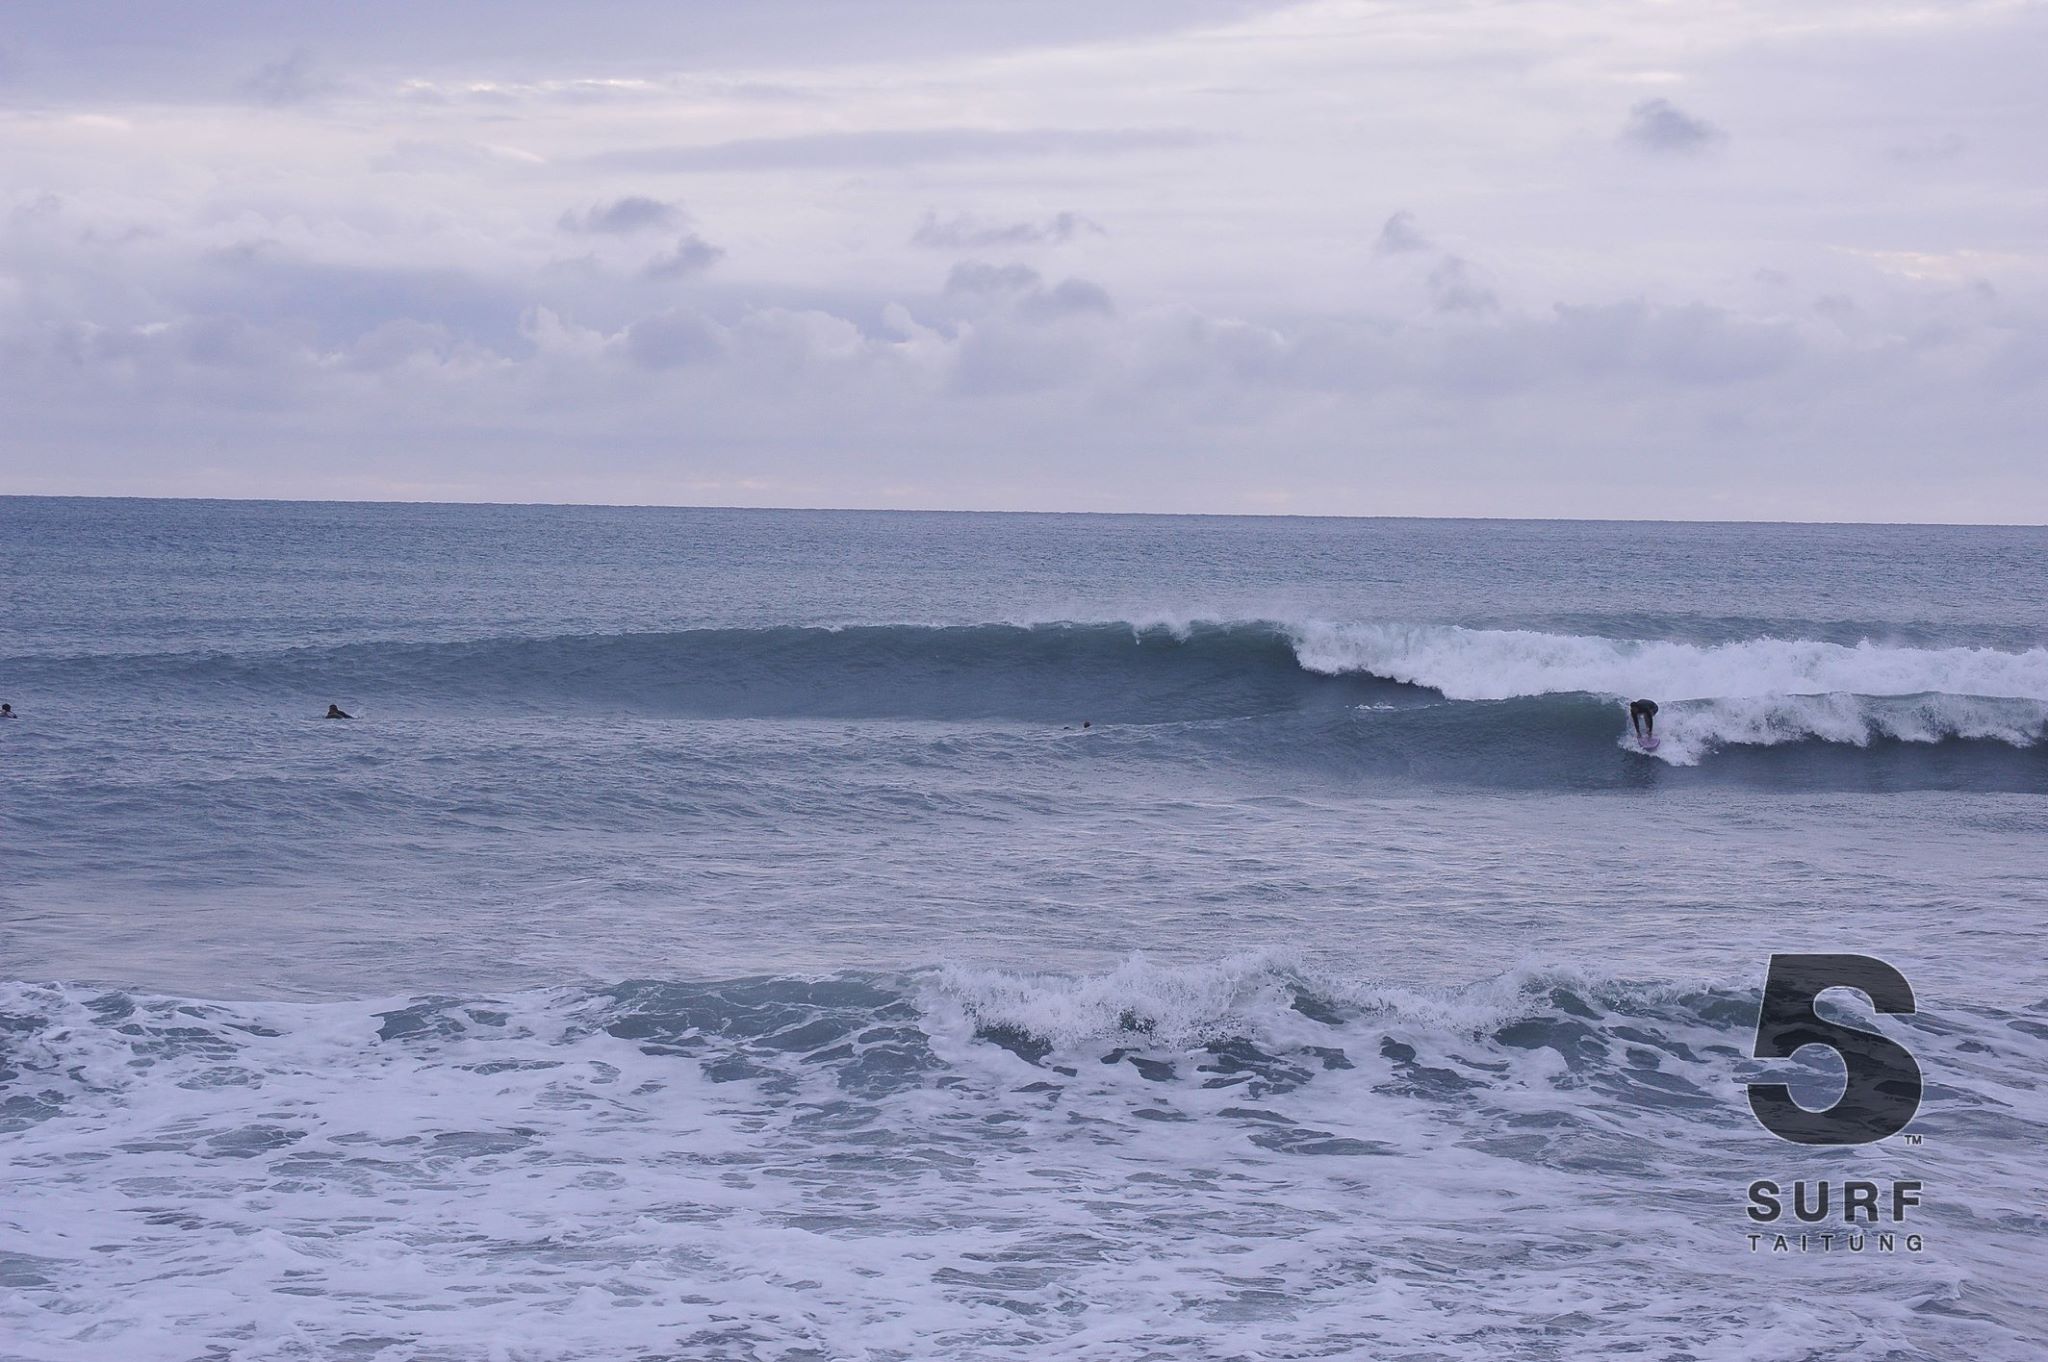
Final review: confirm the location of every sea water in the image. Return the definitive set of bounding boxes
[2,498,2044,1360]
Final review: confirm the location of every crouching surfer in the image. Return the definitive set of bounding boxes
[1628,698,1658,742]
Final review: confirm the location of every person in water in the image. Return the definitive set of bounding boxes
[0,703,13,718]
[1629,698,1658,740]
[325,704,352,719]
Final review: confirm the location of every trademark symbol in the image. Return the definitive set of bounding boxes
[1903,1133,1923,1146]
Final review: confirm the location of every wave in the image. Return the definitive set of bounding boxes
[6,956,2034,1123]
[1636,692,2048,765]
[6,619,2044,772]
[6,960,2046,1358]
[1289,620,2048,703]
[1286,621,2048,766]
[1,621,1386,724]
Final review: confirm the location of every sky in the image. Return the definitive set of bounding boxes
[1,0,2043,519]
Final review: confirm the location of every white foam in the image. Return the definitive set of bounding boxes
[931,950,1307,1048]
[1637,692,2048,765]
[1289,621,2048,704]
[7,970,2046,1360]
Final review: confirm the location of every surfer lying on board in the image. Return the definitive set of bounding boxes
[325,704,352,720]
[1629,698,1658,740]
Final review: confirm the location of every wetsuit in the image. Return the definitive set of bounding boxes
[1629,698,1658,735]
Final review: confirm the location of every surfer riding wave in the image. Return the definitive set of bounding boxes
[1629,698,1658,744]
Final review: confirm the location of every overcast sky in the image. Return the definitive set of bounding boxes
[2,0,2043,519]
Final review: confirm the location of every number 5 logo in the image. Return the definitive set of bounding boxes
[1747,954,1922,1145]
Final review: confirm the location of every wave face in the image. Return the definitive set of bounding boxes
[4,959,2044,1361]
[11,619,2045,776]
[7,621,1404,723]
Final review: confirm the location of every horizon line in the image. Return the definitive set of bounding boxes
[2,491,2044,531]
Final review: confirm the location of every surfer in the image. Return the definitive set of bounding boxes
[1628,698,1658,741]
[324,704,353,720]
[0,703,13,718]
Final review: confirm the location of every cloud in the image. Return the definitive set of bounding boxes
[186,246,532,352]
[239,50,335,106]
[0,1,1302,104]
[1620,98,1723,155]
[584,127,1212,172]
[344,319,463,372]
[8,252,2041,517]
[940,262,1111,319]
[1374,211,1430,255]
[560,197,683,234]
[2,0,2043,517]
[911,210,1103,250]
[1020,277,1113,320]
[1426,257,1498,315]
[944,261,1044,299]
[372,140,546,174]
[1542,300,1797,385]
[643,232,725,279]
[625,308,724,369]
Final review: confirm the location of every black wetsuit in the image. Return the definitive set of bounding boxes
[1629,698,1658,734]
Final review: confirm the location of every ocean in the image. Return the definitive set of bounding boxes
[2,497,2044,1360]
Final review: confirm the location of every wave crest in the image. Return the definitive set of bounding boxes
[1289,621,2048,703]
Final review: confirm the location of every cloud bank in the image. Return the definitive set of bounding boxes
[1,0,2043,519]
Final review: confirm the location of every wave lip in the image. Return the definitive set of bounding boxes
[1288,621,2048,703]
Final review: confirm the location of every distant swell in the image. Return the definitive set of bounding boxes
[8,622,1395,723]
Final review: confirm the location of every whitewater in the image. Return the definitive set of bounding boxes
[3,499,2046,1361]
[1286,620,2048,764]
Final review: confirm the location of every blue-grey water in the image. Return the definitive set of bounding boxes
[2,498,2045,1361]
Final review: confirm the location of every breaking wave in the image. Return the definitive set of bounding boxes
[1288,620,2048,704]
[5,959,2045,1359]
[6,619,2043,772]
